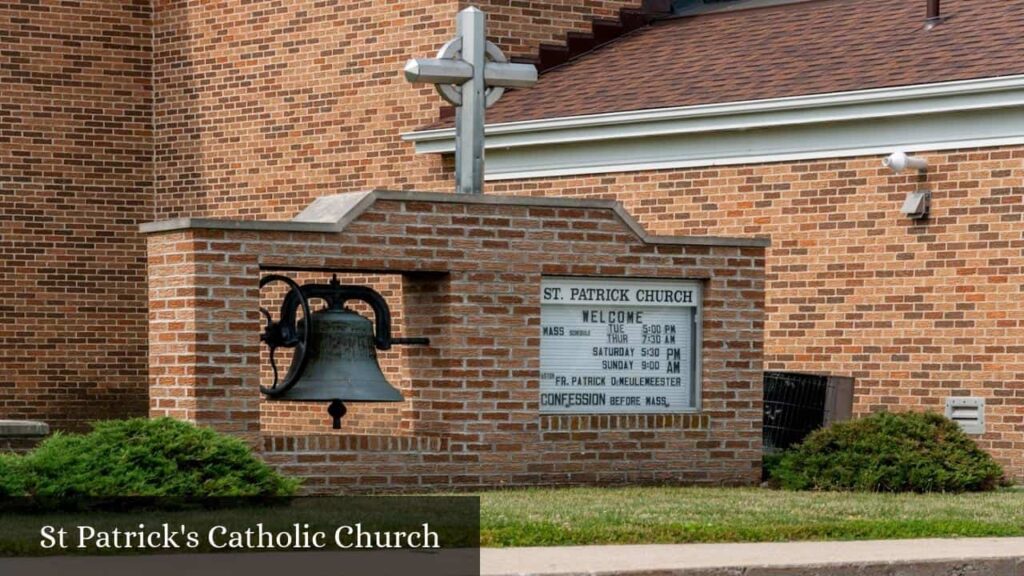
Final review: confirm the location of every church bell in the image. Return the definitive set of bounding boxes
[258,274,429,429]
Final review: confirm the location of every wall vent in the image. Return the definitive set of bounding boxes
[945,397,985,435]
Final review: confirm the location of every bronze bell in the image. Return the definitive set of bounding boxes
[282,307,402,403]
[258,274,429,429]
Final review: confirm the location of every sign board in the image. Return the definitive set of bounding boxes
[540,277,701,414]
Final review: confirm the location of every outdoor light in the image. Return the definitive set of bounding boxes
[883,151,928,174]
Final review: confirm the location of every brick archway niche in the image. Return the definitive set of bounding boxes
[142,190,769,492]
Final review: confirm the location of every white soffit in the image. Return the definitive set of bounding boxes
[402,75,1024,180]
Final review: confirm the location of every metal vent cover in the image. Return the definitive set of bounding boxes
[945,397,985,435]
[763,372,853,452]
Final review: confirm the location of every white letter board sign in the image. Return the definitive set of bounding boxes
[540,277,701,414]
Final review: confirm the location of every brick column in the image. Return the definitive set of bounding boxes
[148,231,262,442]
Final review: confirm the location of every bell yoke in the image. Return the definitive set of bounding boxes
[259,274,429,429]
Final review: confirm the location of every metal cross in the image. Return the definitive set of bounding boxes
[404,7,537,195]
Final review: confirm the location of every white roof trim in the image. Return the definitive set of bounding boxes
[402,75,1024,179]
[490,136,1024,181]
[404,75,1024,151]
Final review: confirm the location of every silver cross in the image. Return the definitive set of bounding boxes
[404,7,537,195]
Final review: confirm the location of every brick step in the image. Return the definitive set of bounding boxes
[591,18,625,44]
[437,1,673,121]
[534,1,673,73]
[537,43,571,71]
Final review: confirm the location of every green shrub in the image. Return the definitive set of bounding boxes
[770,411,1005,493]
[761,450,786,482]
[23,418,299,499]
[0,453,28,497]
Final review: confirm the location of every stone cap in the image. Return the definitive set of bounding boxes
[0,420,50,437]
[140,189,770,249]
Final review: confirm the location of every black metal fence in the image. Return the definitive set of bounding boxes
[763,372,830,452]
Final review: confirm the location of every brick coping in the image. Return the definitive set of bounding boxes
[139,189,770,248]
[0,420,49,437]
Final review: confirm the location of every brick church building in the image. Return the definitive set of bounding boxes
[3,0,1024,480]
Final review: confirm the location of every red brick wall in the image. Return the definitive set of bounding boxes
[0,0,152,430]
[153,0,461,220]
[148,0,651,437]
[489,146,1024,479]
[145,194,766,491]
[152,0,646,220]
[1,0,647,432]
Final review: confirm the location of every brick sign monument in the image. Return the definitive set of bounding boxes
[142,189,767,491]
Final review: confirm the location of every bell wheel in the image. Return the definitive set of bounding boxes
[258,274,312,397]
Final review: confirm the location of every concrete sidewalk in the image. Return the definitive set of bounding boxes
[482,538,1024,575]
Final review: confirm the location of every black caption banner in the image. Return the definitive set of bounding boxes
[0,496,480,576]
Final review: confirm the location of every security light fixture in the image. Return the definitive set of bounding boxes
[883,151,928,174]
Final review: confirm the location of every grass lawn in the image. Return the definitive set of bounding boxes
[479,486,1024,547]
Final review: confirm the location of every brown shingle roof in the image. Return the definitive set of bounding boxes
[481,0,1024,125]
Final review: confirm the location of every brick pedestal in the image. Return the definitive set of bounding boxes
[143,190,768,492]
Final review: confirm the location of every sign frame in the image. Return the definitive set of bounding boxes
[539,276,703,415]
